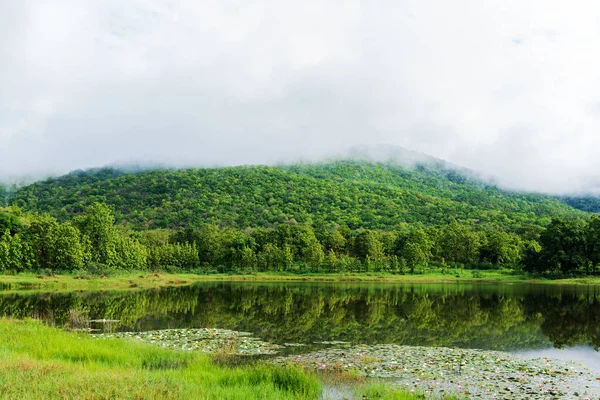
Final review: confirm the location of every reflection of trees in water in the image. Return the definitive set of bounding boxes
[524,289,600,350]
[0,284,599,351]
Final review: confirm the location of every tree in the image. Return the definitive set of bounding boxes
[27,214,60,269]
[112,234,148,270]
[0,229,27,271]
[479,230,523,267]
[258,243,282,271]
[0,211,24,238]
[0,186,6,207]
[239,246,258,271]
[437,222,480,264]
[195,225,223,265]
[48,222,87,270]
[396,229,432,273]
[73,203,119,266]
[323,249,339,272]
[353,230,386,271]
[303,240,324,270]
[585,216,600,274]
[322,228,346,253]
[148,243,198,271]
[73,203,148,270]
[536,218,587,275]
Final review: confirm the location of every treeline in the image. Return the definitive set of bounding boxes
[524,217,600,275]
[2,202,600,276]
[0,204,148,272]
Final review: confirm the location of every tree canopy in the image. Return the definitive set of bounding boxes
[8,161,584,231]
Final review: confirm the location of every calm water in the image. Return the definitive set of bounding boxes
[1,282,599,357]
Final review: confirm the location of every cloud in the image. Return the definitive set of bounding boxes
[2,0,600,194]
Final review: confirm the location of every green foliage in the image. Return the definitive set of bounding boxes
[9,161,584,231]
[72,203,147,270]
[0,211,24,238]
[436,222,480,264]
[525,218,588,275]
[0,230,28,272]
[559,195,600,213]
[0,186,6,206]
[522,216,600,276]
[479,230,523,266]
[396,228,433,273]
[3,160,600,277]
[148,243,199,271]
[47,222,87,270]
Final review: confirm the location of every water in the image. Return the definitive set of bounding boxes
[1,281,599,361]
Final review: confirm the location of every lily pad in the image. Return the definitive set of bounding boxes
[97,328,283,355]
[271,344,600,399]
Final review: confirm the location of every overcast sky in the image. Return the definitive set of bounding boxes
[2,1,600,194]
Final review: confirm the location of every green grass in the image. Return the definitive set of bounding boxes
[0,319,321,399]
[357,383,423,399]
[0,272,206,292]
[354,383,465,400]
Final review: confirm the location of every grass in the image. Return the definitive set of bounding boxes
[354,383,465,400]
[0,272,203,292]
[1,269,600,293]
[356,383,424,400]
[0,318,321,399]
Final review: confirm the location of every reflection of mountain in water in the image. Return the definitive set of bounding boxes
[1,282,599,352]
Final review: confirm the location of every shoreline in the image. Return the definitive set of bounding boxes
[1,271,600,292]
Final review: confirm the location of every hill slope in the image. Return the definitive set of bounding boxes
[558,196,600,213]
[8,159,585,231]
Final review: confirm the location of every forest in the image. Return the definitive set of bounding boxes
[1,200,600,277]
[1,160,600,277]
[6,160,585,231]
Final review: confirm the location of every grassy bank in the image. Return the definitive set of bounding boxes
[0,318,321,399]
[1,270,600,292]
[0,319,428,400]
[0,272,208,292]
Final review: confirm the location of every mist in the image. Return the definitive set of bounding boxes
[2,1,600,195]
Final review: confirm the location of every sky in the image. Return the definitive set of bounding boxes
[2,0,600,194]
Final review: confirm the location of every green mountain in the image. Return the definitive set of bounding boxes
[558,196,600,213]
[7,155,585,232]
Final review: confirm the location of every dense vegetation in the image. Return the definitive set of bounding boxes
[2,160,600,277]
[8,161,584,231]
[559,195,600,213]
[1,199,600,277]
[0,318,321,399]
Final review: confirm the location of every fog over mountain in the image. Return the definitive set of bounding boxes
[2,1,600,194]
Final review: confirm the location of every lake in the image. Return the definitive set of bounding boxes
[5,281,600,397]
[1,281,599,358]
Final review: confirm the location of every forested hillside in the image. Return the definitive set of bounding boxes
[8,160,584,231]
[559,196,600,213]
[3,158,600,277]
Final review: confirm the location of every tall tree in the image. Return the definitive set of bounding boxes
[537,218,587,274]
[48,222,88,270]
[437,222,480,264]
[396,228,432,272]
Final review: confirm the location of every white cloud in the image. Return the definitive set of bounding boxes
[2,0,600,194]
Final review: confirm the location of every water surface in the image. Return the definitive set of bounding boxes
[1,281,599,358]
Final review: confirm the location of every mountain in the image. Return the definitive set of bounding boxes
[558,196,600,213]
[8,149,586,231]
